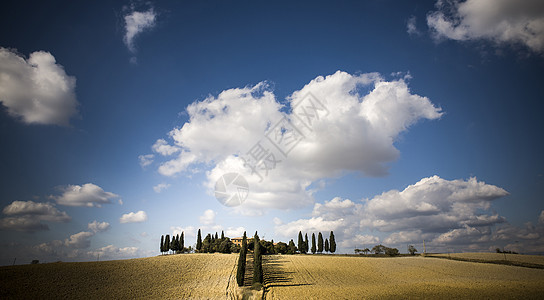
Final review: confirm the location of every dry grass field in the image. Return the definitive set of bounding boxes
[2,252,544,299]
[262,254,544,299]
[0,253,238,299]
[429,252,544,267]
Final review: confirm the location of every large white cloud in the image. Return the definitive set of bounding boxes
[50,183,119,207]
[0,47,78,126]
[427,0,544,54]
[0,200,71,232]
[149,71,442,212]
[120,210,148,223]
[273,176,533,253]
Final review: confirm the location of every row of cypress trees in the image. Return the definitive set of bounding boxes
[297,231,336,254]
[160,232,185,254]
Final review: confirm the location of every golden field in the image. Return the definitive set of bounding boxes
[429,252,544,266]
[0,253,238,299]
[2,253,544,299]
[262,254,544,299]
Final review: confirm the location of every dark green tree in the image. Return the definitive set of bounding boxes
[372,244,385,254]
[385,247,399,256]
[304,233,309,254]
[252,232,263,284]
[160,235,165,254]
[274,242,288,254]
[318,232,324,253]
[408,245,417,255]
[298,231,304,254]
[221,230,225,239]
[329,231,336,253]
[236,231,247,286]
[325,238,329,253]
[196,229,202,252]
[288,239,297,254]
[215,232,219,240]
[165,234,170,254]
[311,233,316,254]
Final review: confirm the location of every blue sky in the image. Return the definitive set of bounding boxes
[1,0,543,264]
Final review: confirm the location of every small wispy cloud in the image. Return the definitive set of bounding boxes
[123,5,157,62]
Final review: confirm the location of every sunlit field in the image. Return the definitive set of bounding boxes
[0,253,238,299]
[2,253,544,299]
[262,254,544,299]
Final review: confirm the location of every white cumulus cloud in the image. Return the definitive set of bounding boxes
[0,200,71,232]
[138,154,154,168]
[0,47,78,126]
[120,210,148,223]
[199,209,216,225]
[427,0,544,54]
[88,220,110,233]
[153,183,171,193]
[151,71,442,212]
[50,183,119,207]
[276,176,515,252]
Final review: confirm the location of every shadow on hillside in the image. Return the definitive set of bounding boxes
[262,256,312,288]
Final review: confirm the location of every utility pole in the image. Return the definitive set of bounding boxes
[423,240,426,254]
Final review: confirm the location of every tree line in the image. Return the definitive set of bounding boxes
[354,244,418,256]
[159,229,337,256]
[160,232,186,254]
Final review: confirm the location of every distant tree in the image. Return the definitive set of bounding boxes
[260,240,275,255]
[318,232,324,253]
[275,242,288,254]
[165,235,170,254]
[372,244,385,254]
[215,232,219,240]
[160,235,165,254]
[221,230,225,239]
[385,247,399,256]
[298,231,304,254]
[253,232,263,284]
[363,248,370,255]
[180,232,184,252]
[304,233,309,254]
[311,233,316,254]
[408,245,417,255]
[329,231,336,253]
[325,238,329,253]
[196,229,202,252]
[288,239,297,254]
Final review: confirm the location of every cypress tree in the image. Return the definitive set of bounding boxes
[215,232,219,240]
[318,232,324,253]
[330,231,336,253]
[304,233,309,254]
[196,229,202,252]
[221,230,225,239]
[253,232,263,284]
[165,234,170,254]
[160,235,164,254]
[311,233,316,254]
[298,231,304,254]
[180,232,184,252]
[236,231,247,286]
[325,238,329,253]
